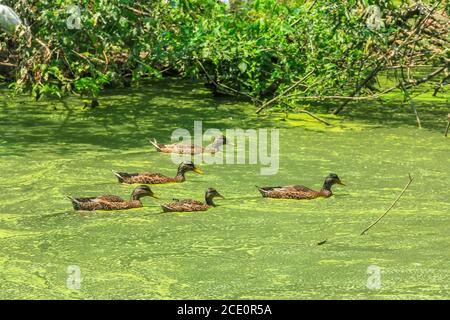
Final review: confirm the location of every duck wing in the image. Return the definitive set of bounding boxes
[112,171,139,183]
[291,185,314,192]
[259,185,313,192]
[172,142,203,154]
[136,172,174,184]
[257,185,318,199]
[175,199,204,205]
[96,195,125,202]
[161,199,208,212]
[112,171,172,184]
[67,196,114,211]
[150,138,203,154]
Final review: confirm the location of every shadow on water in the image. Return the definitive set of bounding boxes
[0,78,278,156]
[307,93,449,131]
[1,78,448,157]
[0,79,449,299]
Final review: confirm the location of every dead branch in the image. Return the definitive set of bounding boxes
[333,1,444,115]
[445,114,450,137]
[360,174,414,236]
[410,101,422,129]
[0,61,16,67]
[255,70,315,114]
[278,101,331,126]
[296,108,331,126]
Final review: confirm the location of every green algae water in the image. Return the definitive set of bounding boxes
[0,80,449,299]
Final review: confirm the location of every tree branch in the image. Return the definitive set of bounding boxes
[361,174,414,235]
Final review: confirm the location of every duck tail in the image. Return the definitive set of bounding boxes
[161,204,174,213]
[255,185,267,197]
[149,138,162,152]
[111,170,124,183]
[66,195,81,210]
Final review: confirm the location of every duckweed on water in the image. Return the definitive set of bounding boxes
[0,80,449,299]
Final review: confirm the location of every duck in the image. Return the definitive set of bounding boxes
[161,188,224,212]
[67,185,157,211]
[112,161,203,184]
[149,135,228,155]
[257,173,345,200]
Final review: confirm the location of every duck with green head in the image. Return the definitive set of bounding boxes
[112,161,203,184]
[67,185,157,211]
[257,173,345,200]
[161,188,224,212]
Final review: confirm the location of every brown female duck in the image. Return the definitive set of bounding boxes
[149,135,228,155]
[112,161,203,184]
[161,188,224,212]
[257,173,345,200]
[67,185,157,211]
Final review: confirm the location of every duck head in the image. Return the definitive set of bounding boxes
[177,161,203,176]
[322,173,345,191]
[131,185,158,200]
[211,135,232,149]
[205,187,224,206]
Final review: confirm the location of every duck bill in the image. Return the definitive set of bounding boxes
[193,167,204,174]
[150,193,159,199]
[337,180,345,186]
[226,141,234,146]
[216,194,225,199]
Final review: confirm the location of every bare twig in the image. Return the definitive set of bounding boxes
[255,70,315,114]
[402,65,447,88]
[433,72,449,96]
[197,59,261,102]
[445,114,450,137]
[284,94,381,101]
[332,64,384,115]
[333,1,443,115]
[360,174,414,236]
[71,50,106,64]
[198,59,328,126]
[122,4,152,17]
[295,108,331,126]
[410,101,422,129]
[0,61,17,67]
[272,100,330,126]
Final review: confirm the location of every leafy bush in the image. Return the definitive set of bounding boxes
[0,0,448,112]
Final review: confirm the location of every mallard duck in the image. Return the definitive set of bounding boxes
[161,188,224,212]
[67,185,157,211]
[257,173,345,200]
[112,161,203,184]
[149,135,228,155]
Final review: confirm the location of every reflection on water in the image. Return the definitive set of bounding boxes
[0,80,449,299]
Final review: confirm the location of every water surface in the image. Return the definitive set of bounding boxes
[0,80,449,299]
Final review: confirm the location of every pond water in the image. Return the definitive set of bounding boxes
[0,79,449,299]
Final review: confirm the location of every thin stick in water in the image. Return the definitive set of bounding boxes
[296,108,331,126]
[411,101,422,129]
[360,174,414,236]
[445,114,450,137]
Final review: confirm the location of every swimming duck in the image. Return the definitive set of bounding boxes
[112,161,203,184]
[161,188,224,212]
[67,185,156,211]
[257,173,345,200]
[149,135,228,155]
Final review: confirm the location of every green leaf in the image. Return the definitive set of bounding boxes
[238,62,247,74]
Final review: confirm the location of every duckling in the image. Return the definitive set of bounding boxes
[149,135,228,155]
[112,161,203,184]
[67,185,157,211]
[161,188,224,212]
[257,173,345,200]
